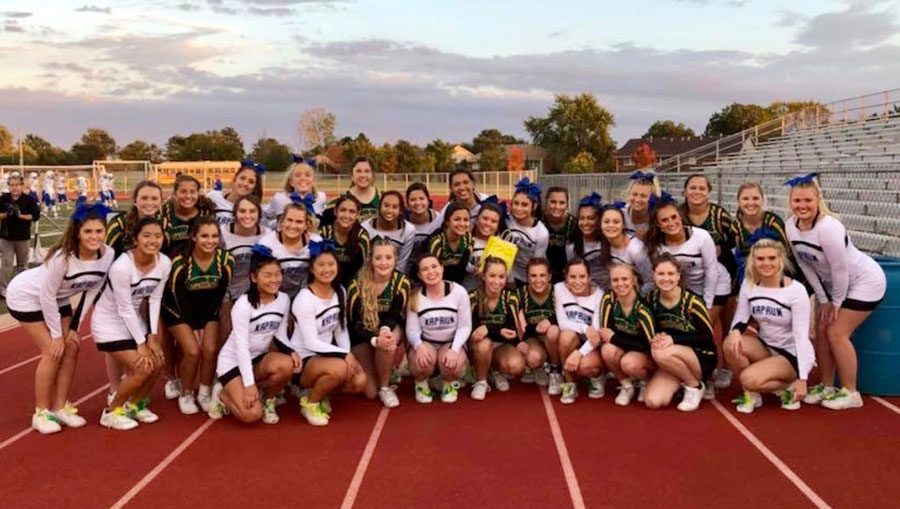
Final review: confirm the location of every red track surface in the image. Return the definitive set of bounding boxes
[1,324,898,509]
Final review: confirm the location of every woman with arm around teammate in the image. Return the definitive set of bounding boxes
[258,201,321,299]
[623,171,661,240]
[463,201,503,291]
[643,254,718,412]
[319,194,371,289]
[598,203,653,294]
[208,245,300,424]
[784,173,886,410]
[264,157,327,227]
[291,240,367,426]
[347,238,411,408]
[207,160,264,229]
[360,191,417,274]
[555,259,605,404]
[426,201,473,285]
[566,193,605,289]
[91,217,171,429]
[7,203,115,434]
[724,238,814,413]
[404,183,442,270]
[406,254,472,404]
[105,181,163,257]
[501,178,549,286]
[544,187,576,284]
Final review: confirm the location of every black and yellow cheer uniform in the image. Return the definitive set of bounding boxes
[545,214,576,283]
[347,270,411,347]
[686,202,740,293]
[647,288,718,380]
[319,223,371,289]
[599,291,655,353]
[426,230,473,285]
[320,189,382,227]
[518,287,556,340]
[161,201,209,259]
[470,288,520,344]
[162,248,234,330]
[105,212,163,257]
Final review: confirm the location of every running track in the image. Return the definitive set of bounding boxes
[1,322,898,509]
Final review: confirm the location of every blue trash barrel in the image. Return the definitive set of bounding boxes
[855,257,900,396]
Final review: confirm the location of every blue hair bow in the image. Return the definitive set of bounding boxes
[250,243,275,260]
[648,191,675,210]
[784,173,818,187]
[71,202,111,222]
[746,227,781,247]
[604,200,627,211]
[514,177,541,202]
[309,238,336,258]
[213,178,223,191]
[578,192,603,209]
[292,154,318,167]
[630,170,656,183]
[241,159,266,174]
[290,192,316,213]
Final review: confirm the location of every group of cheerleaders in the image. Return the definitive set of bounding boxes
[10,156,886,432]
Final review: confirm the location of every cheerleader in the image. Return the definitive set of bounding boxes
[598,204,653,294]
[42,171,57,219]
[161,174,215,259]
[644,254,718,412]
[360,191,416,274]
[591,264,657,406]
[207,159,264,229]
[55,174,68,211]
[106,181,164,256]
[623,171,661,240]
[566,193,604,288]
[441,169,491,226]
[555,259,605,404]
[162,216,234,414]
[426,202,473,285]
[7,203,114,434]
[785,173,886,410]
[258,202,321,299]
[91,217,171,430]
[221,195,269,300]
[263,157,327,227]
[733,182,793,285]
[209,245,299,424]
[502,178,549,285]
[544,187,576,283]
[463,201,503,291]
[405,254,471,403]
[405,183,442,268]
[725,239,814,413]
[469,257,525,400]
[322,157,381,226]
[75,175,88,204]
[347,238,411,408]
[517,258,555,388]
[319,194,370,289]
[290,240,367,426]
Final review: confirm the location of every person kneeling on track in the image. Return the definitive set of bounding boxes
[517,259,555,388]
[556,258,605,404]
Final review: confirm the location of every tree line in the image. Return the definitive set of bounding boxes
[0,96,826,174]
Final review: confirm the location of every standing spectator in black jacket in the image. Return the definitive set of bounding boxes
[0,174,40,296]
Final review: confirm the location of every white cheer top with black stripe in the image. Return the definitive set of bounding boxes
[263,191,328,228]
[91,252,172,345]
[657,226,729,308]
[361,218,417,274]
[503,216,549,282]
[566,239,604,290]
[258,230,322,299]
[217,292,291,387]
[207,190,235,229]
[289,286,350,359]
[221,225,269,299]
[405,281,472,352]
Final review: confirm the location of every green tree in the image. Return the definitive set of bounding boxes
[566,151,596,173]
[394,140,422,173]
[704,103,774,136]
[524,93,617,173]
[470,129,523,154]
[0,125,14,159]
[249,137,294,173]
[479,143,507,173]
[341,133,377,171]
[70,128,117,163]
[645,120,696,138]
[119,140,163,163]
[425,139,454,173]
[374,143,396,174]
[165,127,244,161]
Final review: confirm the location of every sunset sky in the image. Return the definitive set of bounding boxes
[1,0,898,150]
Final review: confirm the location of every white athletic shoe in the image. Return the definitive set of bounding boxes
[548,372,563,396]
[491,371,510,392]
[678,383,705,412]
[178,394,199,415]
[31,408,62,434]
[733,391,763,414]
[703,383,716,401]
[126,400,160,424]
[262,398,280,424]
[614,381,636,406]
[560,382,578,404]
[378,386,400,409]
[803,384,835,405]
[54,402,87,428]
[441,381,461,403]
[777,388,801,411]
[164,379,182,400]
[712,368,733,390]
[821,388,864,410]
[636,381,647,403]
[414,380,434,404]
[533,367,549,387]
[106,391,117,407]
[197,386,212,413]
[521,368,535,384]
[300,397,329,426]
[587,377,605,399]
[471,380,490,401]
[101,407,139,430]
[208,383,226,419]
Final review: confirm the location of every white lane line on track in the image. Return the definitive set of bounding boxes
[711,400,832,509]
[340,407,390,509]
[871,396,900,416]
[0,334,94,374]
[540,390,586,509]
[109,418,215,509]
[0,383,110,452]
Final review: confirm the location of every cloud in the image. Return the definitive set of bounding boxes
[4,20,24,32]
[674,0,746,6]
[75,5,112,14]
[247,6,294,16]
[2,11,32,18]
[796,2,899,48]
[175,3,201,11]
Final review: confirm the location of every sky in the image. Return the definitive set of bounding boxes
[0,0,899,152]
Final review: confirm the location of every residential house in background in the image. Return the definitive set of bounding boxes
[614,135,740,172]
